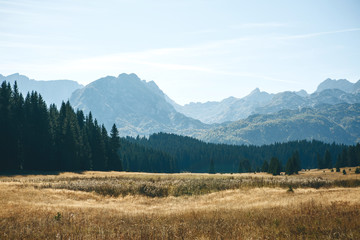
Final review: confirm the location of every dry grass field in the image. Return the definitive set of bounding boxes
[1,168,360,239]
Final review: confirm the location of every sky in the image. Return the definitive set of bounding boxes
[0,0,359,105]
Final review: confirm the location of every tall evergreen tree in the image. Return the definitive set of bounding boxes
[90,120,107,170]
[324,149,332,169]
[341,148,348,167]
[209,159,215,174]
[268,157,282,175]
[335,154,342,172]
[261,160,269,173]
[109,124,122,171]
[317,153,324,169]
[293,150,301,173]
[285,157,295,175]
[238,158,251,173]
[0,82,12,170]
[10,81,24,170]
[348,146,358,167]
[285,151,301,175]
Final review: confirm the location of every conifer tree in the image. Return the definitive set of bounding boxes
[341,148,348,167]
[348,146,358,167]
[109,124,122,171]
[209,159,215,174]
[285,157,295,175]
[238,158,251,173]
[268,157,281,175]
[0,82,12,170]
[335,154,341,172]
[285,151,300,175]
[261,160,269,173]
[293,150,301,173]
[324,149,332,169]
[11,81,25,170]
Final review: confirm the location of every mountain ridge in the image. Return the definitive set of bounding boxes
[175,79,360,124]
[0,73,83,107]
[316,78,360,93]
[69,73,210,137]
[2,73,359,145]
[195,103,360,145]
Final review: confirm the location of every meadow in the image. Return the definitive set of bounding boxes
[1,168,360,239]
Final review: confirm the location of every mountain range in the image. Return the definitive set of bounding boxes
[69,73,209,136]
[1,73,359,145]
[0,73,82,107]
[175,80,360,124]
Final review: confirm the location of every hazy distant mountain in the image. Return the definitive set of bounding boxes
[255,91,307,115]
[176,88,273,124]
[310,88,360,105]
[70,73,209,136]
[316,78,360,93]
[255,88,360,115]
[197,103,360,145]
[295,89,309,97]
[0,73,82,107]
[176,79,360,124]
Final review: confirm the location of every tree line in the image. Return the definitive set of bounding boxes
[1,80,359,174]
[128,133,360,174]
[0,81,175,173]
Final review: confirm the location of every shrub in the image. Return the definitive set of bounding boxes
[54,212,62,221]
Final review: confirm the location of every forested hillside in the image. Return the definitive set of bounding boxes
[128,133,360,173]
[198,103,360,145]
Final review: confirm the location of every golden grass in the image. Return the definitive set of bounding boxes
[1,169,360,239]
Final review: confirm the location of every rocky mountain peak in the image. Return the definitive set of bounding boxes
[316,78,354,93]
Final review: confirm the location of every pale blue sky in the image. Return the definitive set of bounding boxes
[0,0,359,104]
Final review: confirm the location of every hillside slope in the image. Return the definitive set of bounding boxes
[197,103,360,145]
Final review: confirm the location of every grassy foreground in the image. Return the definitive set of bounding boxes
[1,168,360,239]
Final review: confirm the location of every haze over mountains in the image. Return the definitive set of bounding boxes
[175,79,360,124]
[2,73,360,145]
[0,73,82,107]
[69,73,209,136]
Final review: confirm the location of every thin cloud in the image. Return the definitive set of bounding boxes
[230,22,287,29]
[0,0,32,7]
[277,28,360,40]
[0,32,43,39]
[0,8,35,16]
[57,51,292,84]
[183,29,218,35]
[211,70,297,84]
[0,40,81,50]
[0,0,93,15]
